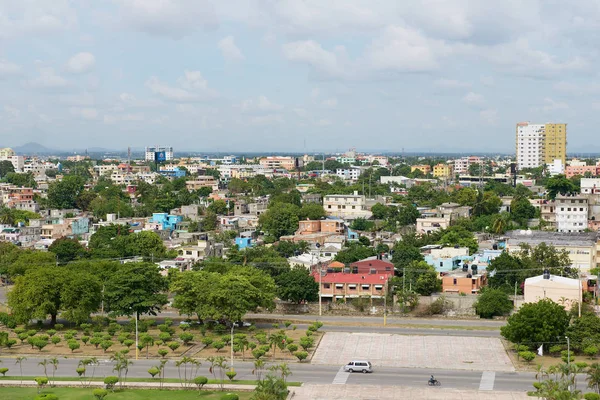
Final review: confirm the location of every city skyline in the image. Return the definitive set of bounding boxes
[2,2,600,152]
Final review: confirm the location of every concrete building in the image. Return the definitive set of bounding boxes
[516,122,567,169]
[259,156,295,170]
[411,165,431,175]
[505,230,598,271]
[442,270,487,294]
[336,167,362,181]
[524,273,582,311]
[145,146,174,162]
[555,195,589,233]
[540,200,556,230]
[323,192,372,220]
[185,176,219,191]
[0,147,24,172]
[424,247,471,272]
[416,217,450,235]
[581,178,600,195]
[297,219,345,235]
[433,163,453,178]
[453,156,483,175]
[313,271,390,302]
[566,165,600,179]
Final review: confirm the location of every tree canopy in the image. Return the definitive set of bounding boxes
[275,267,319,304]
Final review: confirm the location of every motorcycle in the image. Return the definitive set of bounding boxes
[428,378,441,386]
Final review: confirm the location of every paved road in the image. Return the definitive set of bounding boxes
[318,324,500,337]
[3,357,544,392]
[246,313,506,328]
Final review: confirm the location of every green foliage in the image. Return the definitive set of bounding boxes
[193,375,208,389]
[275,267,319,304]
[226,370,237,381]
[179,332,194,345]
[34,394,58,400]
[294,351,308,362]
[501,299,569,348]
[251,375,288,400]
[299,336,314,351]
[437,226,478,254]
[47,175,85,209]
[546,174,577,199]
[168,342,180,352]
[510,197,536,225]
[297,203,326,220]
[68,340,80,352]
[475,289,513,318]
[518,351,536,363]
[585,346,599,359]
[400,261,441,296]
[566,314,600,351]
[104,376,119,391]
[103,262,168,318]
[0,367,8,376]
[93,388,109,399]
[221,394,240,400]
[334,242,376,264]
[259,203,300,239]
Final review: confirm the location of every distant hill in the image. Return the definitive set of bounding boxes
[13,142,57,155]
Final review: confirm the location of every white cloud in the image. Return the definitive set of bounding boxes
[480,76,495,86]
[3,106,20,118]
[117,92,163,108]
[533,98,569,113]
[65,52,96,74]
[115,0,217,38]
[250,114,284,125]
[145,70,216,102]
[28,67,69,89]
[59,92,96,106]
[0,60,21,77]
[480,108,497,124]
[321,98,338,108]
[218,35,244,62]
[283,40,351,78]
[241,95,283,112]
[70,107,98,120]
[462,91,485,106]
[365,25,447,72]
[314,118,332,126]
[293,108,308,117]
[0,0,78,39]
[434,78,470,89]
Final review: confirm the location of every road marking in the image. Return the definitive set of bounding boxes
[479,371,496,391]
[332,367,350,385]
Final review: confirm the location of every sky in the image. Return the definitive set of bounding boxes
[1,1,599,154]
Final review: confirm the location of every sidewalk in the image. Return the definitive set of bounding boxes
[289,384,529,400]
[0,380,256,391]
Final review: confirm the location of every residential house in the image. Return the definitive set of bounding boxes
[186,176,219,191]
[565,165,600,179]
[349,257,394,275]
[524,273,584,311]
[150,213,183,231]
[437,202,471,222]
[442,269,487,294]
[433,163,453,178]
[555,195,589,233]
[313,271,390,302]
[323,192,372,220]
[411,165,431,175]
[416,217,450,235]
[424,246,471,272]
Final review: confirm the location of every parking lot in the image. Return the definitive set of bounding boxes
[311,332,514,372]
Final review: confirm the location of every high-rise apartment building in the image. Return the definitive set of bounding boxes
[145,146,174,162]
[516,122,567,170]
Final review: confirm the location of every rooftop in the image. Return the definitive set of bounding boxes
[525,274,580,287]
[505,230,599,246]
[313,272,390,284]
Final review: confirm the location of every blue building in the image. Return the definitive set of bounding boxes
[158,167,186,178]
[235,237,254,250]
[70,217,90,236]
[423,247,472,273]
[151,213,183,231]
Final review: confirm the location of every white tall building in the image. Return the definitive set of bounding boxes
[555,195,588,233]
[145,146,174,162]
[516,123,545,169]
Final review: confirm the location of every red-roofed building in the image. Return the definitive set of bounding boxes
[312,271,390,302]
[350,257,394,276]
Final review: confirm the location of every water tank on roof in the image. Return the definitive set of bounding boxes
[462,264,468,272]
[543,269,550,280]
[471,265,478,274]
[466,274,472,278]
[343,268,350,274]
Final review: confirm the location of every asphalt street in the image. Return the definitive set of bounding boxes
[3,357,547,392]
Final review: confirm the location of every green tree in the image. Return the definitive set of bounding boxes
[259,203,300,239]
[501,299,569,349]
[334,242,376,264]
[510,197,536,225]
[104,262,168,319]
[0,160,15,178]
[48,237,87,263]
[202,210,218,231]
[474,289,513,318]
[566,314,600,351]
[208,200,228,215]
[297,203,326,220]
[437,226,478,254]
[401,261,440,295]
[251,374,288,400]
[47,175,85,209]
[275,267,319,304]
[546,174,577,200]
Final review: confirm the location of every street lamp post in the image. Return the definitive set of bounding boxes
[135,311,139,360]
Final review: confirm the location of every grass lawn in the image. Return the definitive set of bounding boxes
[0,377,302,386]
[0,387,253,399]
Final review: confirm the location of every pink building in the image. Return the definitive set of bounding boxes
[565,165,600,178]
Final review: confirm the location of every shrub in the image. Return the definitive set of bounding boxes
[117,334,129,344]
[27,329,37,337]
[35,376,49,390]
[286,344,298,353]
[518,351,535,363]
[252,349,265,360]
[100,340,113,353]
[284,321,292,328]
[179,332,194,345]
[307,325,317,333]
[104,376,119,391]
[213,341,225,352]
[0,367,8,376]
[6,339,16,349]
[220,394,239,400]
[585,346,599,359]
[63,333,74,341]
[147,367,160,378]
[576,362,589,369]
[213,324,226,335]
[194,376,208,390]
[549,345,564,356]
[168,342,180,352]
[93,388,109,399]
[81,336,90,345]
[294,351,308,362]
[107,323,120,336]
[475,289,514,319]
[51,336,61,345]
[34,338,48,351]
[299,336,314,351]
[158,332,172,342]
[34,394,58,400]
[561,350,572,363]
[123,339,134,348]
[515,345,530,353]
[226,370,237,381]
[46,329,57,337]
[76,367,86,376]
[54,324,64,330]
[68,340,80,353]
[584,393,600,400]
[158,349,169,358]
[18,333,28,343]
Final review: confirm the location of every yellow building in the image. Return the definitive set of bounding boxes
[411,165,432,175]
[543,123,567,165]
[0,148,15,158]
[433,163,453,178]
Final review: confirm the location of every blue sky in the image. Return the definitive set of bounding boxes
[1,1,599,154]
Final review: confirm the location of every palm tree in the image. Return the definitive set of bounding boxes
[0,209,15,226]
[587,363,600,394]
[15,356,26,385]
[175,356,200,389]
[252,359,266,382]
[492,213,511,234]
[48,357,59,387]
[38,359,49,380]
[535,364,547,383]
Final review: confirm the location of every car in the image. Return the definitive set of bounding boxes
[233,321,252,328]
[343,360,373,373]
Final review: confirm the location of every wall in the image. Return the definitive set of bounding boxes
[418,294,479,316]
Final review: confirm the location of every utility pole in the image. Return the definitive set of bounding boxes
[135,311,139,360]
[318,264,322,317]
[383,279,388,326]
[402,267,406,314]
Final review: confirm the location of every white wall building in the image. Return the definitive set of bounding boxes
[323,192,372,220]
[453,156,483,174]
[335,167,362,181]
[555,195,589,233]
[581,178,600,195]
[516,123,545,169]
[0,148,24,172]
[145,146,174,162]
[547,159,565,176]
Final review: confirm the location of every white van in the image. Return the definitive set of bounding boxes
[343,360,373,373]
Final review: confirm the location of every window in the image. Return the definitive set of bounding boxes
[323,283,331,289]
[453,278,457,285]
[335,284,344,289]
[361,284,370,290]
[348,284,357,290]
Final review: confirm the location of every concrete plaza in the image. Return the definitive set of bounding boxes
[311,332,514,372]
